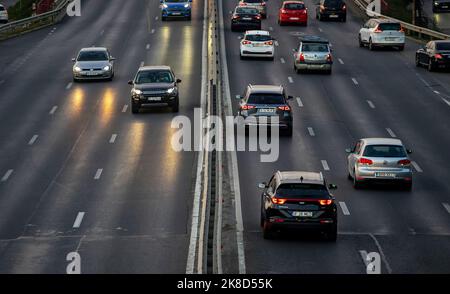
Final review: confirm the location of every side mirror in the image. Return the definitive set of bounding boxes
[238,35,243,40]
[407,149,413,154]
[345,148,352,153]
[258,182,268,189]
[235,95,243,100]
[110,57,116,61]
[71,58,76,62]
[176,78,182,83]
[287,95,293,100]
[293,48,298,52]
[328,184,338,190]
[128,80,134,85]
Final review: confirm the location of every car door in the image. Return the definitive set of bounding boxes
[420,42,431,64]
[360,20,371,42]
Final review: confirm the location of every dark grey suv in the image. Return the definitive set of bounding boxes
[128,66,181,113]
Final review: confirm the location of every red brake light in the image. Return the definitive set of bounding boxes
[255,15,261,20]
[435,53,443,59]
[242,40,252,45]
[241,104,255,110]
[342,4,346,10]
[358,158,373,165]
[264,41,273,45]
[261,2,266,6]
[233,15,240,19]
[398,159,411,166]
[281,9,287,14]
[319,199,332,205]
[374,26,382,33]
[399,25,405,33]
[299,53,305,62]
[277,106,290,111]
[271,197,287,205]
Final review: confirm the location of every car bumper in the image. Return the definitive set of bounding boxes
[266,218,336,232]
[355,168,412,182]
[73,70,113,80]
[162,10,191,17]
[132,95,178,106]
[295,62,332,71]
[280,15,307,23]
[433,4,450,11]
[435,60,450,68]
[240,47,274,57]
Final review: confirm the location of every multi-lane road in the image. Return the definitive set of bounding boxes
[0,0,449,274]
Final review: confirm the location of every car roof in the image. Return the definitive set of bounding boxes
[276,171,325,185]
[370,18,401,24]
[299,35,329,44]
[80,47,108,51]
[245,30,270,35]
[247,84,283,94]
[138,65,172,71]
[283,1,305,4]
[361,138,404,146]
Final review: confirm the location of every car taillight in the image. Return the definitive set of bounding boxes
[358,158,373,165]
[278,106,290,111]
[281,9,287,14]
[399,25,405,33]
[239,2,247,6]
[261,2,266,6]
[242,40,252,45]
[398,159,411,166]
[255,15,261,20]
[301,9,307,14]
[264,41,273,45]
[320,5,325,11]
[374,26,382,33]
[271,197,286,205]
[298,53,305,62]
[326,54,332,62]
[319,199,332,205]
[233,15,240,19]
[435,53,443,59]
[241,104,255,110]
[342,4,347,10]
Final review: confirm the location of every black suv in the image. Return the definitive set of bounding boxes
[231,6,262,32]
[236,85,293,136]
[128,66,181,113]
[259,171,338,241]
[316,0,346,22]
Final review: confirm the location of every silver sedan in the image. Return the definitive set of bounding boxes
[346,138,413,190]
[72,47,115,82]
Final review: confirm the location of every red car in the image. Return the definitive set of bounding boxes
[278,1,308,26]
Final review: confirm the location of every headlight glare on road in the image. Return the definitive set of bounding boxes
[74,66,82,72]
[132,89,142,95]
[167,87,176,94]
[103,65,110,71]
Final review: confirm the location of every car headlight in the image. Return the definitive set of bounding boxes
[163,4,168,8]
[132,89,142,95]
[434,1,438,5]
[167,87,176,94]
[103,65,110,71]
[184,3,190,8]
[74,66,82,72]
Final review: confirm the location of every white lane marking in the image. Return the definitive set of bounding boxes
[339,201,350,215]
[288,76,294,83]
[321,160,330,171]
[307,127,315,137]
[318,27,323,32]
[416,74,430,87]
[359,250,369,267]
[443,203,450,214]
[296,97,303,107]
[367,100,375,109]
[109,134,117,144]
[269,26,273,31]
[433,90,440,95]
[94,169,103,180]
[274,40,279,46]
[386,128,397,138]
[66,82,73,90]
[338,58,344,65]
[442,98,450,107]
[280,57,285,64]
[151,29,155,34]
[155,16,159,20]
[411,161,423,173]
[352,78,359,85]
[369,233,393,274]
[73,212,85,228]
[1,169,13,182]
[146,44,150,50]
[122,104,128,113]
[49,106,58,115]
[140,61,145,67]
[28,135,39,145]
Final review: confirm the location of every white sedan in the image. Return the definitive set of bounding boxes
[240,30,275,60]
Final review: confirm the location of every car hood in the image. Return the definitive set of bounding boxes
[74,60,110,69]
[134,83,175,91]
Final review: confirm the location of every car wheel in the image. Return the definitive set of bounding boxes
[369,39,374,51]
[341,15,346,22]
[131,103,140,114]
[285,126,293,137]
[262,221,275,240]
[428,60,435,72]
[325,68,332,75]
[398,45,405,51]
[268,56,274,61]
[172,98,179,113]
[161,16,166,21]
[358,35,364,48]
[348,172,353,181]
[353,171,362,189]
[325,225,337,242]
[73,77,79,83]
[186,15,191,21]
[415,55,421,67]
[318,13,322,21]
[403,182,412,191]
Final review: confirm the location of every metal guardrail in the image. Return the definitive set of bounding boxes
[353,0,450,40]
[0,0,70,41]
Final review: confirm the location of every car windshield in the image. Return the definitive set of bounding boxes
[285,3,305,10]
[324,0,343,7]
[363,145,406,158]
[436,42,450,51]
[378,23,401,31]
[302,43,329,52]
[135,70,174,84]
[247,93,285,104]
[236,7,259,14]
[245,34,271,41]
[77,51,108,61]
[276,183,329,198]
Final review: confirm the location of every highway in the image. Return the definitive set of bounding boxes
[0,0,204,273]
[0,0,449,274]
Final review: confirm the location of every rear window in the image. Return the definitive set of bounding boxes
[245,34,271,41]
[324,0,344,8]
[247,93,285,104]
[276,183,329,198]
[236,7,259,14]
[363,145,406,158]
[436,42,450,51]
[284,3,305,10]
[302,43,329,52]
[378,23,401,31]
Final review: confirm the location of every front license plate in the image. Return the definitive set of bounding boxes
[148,97,162,101]
[172,12,181,15]
[258,108,275,113]
[375,172,396,178]
[86,72,98,76]
[329,14,338,18]
[293,211,313,217]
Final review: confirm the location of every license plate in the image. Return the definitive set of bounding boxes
[385,37,396,41]
[375,172,396,178]
[290,17,299,20]
[243,17,251,20]
[329,14,338,18]
[172,12,181,15]
[148,97,162,101]
[258,108,275,113]
[293,211,313,217]
[86,72,98,76]
[443,5,448,8]
[253,43,264,47]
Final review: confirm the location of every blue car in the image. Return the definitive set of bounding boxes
[160,0,192,21]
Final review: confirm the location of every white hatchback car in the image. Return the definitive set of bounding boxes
[240,30,275,60]
[358,18,405,51]
[0,4,8,24]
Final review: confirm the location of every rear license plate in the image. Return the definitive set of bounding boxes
[442,5,448,8]
[253,43,264,47]
[329,14,338,18]
[293,211,313,217]
[258,108,275,113]
[375,172,396,178]
[290,17,299,20]
[385,37,397,41]
[243,17,251,20]
[148,97,162,101]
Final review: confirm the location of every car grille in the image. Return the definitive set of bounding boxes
[82,68,102,71]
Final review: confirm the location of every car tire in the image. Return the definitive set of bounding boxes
[161,15,167,21]
[186,15,191,21]
[428,60,435,72]
[268,56,274,61]
[358,35,364,48]
[325,225,337,242]
[262,221,275,240]
[285,126,293,137]
[318,13,322,21]
[325,68,332,75]
[131,103,140,114]
[172,98,179,113]
[369,39,374,51]
[403,182,412,191]
[341,15,346,22]
[353,171,362,189]
[348,172,353,181]
[415,55,421,67]
[398,45,405,51]
[73,77,79,83]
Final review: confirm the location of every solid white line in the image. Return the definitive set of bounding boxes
[352,78,359,85]
[296,97,303,107]
[73,212,85,228]
[367,100,375,109]
[49,106,58,115]
[386,128,396,138]
[443,203,450,214]
[122,104,128,113]
[442,98,450,107]
[1,169,13,182]
[151,29,155,34]
[307,127,315,137]
[146,44,150,50]
[66,82,73,90]
[411,161,423,173]
[280,57,285,64]
[369,233,393,274]
[288,76,294,83]
[140,61,145,67]
[94,169,103,180]
[433,90,440,95]
[109,134,117,144]
[339,201,350,215]
[321,160,330,171]
[274,40,279,46]
[338,58,344,65]
[28,135,38,145]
